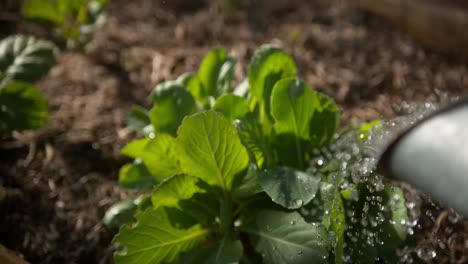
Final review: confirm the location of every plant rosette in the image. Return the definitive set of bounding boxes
[106,45,412,264]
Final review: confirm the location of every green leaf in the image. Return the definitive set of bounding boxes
[114,207,210,264]
[21,0,63,25]
[118,161,156,190]
[198,48,226,97]
[343,182,409,262]
[121,138,150,158]
[234,115,268,168]
[126,105,151,135]
[271,78,340,146]
[248,45,296,130]
[152,174,202,209]
[150,82,196,135]
[331,194,345,264]
[232,163,263,200]
[103,198,137,228]
[121,134,180,181]
[216,56,237,95]
[258,167,320,209]
[270,79,339,169]
[0,81,48,132]
[213,94,249,122]
[317,183,346,264]
[175,235,243,264]
[241,209,329,264]
[143,134,180,181]
[151,174,218,225]
[177,73,207,105]
[177,111,249,190]
[0,35,57,83]
[207,235,243,264]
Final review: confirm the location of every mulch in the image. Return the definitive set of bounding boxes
[1,0,467,263]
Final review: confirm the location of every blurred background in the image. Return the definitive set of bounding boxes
[1,0,467,263]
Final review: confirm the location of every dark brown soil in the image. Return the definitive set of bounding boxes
[1,0,467,263]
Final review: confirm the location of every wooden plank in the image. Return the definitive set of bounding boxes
[358,0,468,57]
[314,0,468,58]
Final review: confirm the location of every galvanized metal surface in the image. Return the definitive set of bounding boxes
[378,99,468,217]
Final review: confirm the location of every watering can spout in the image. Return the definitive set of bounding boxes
[377,99,468,217]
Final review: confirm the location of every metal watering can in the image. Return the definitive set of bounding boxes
[377,99,468,217]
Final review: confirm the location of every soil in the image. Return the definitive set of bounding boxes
[1,0,467,263]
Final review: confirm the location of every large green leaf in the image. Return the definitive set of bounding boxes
[247,45,296,130]
[151,174,218,225]
[241,209,329,264]
[198,48,226,97]
[0,81,48,132]
[0,35,57,83]
[176,111,249,190]
[213,94,249,122]
[118,161,156,190]
[114,207,210,264]
[259,167,320,209]
[150,82,196,135]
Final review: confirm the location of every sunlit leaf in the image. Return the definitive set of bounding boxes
[198,48,226,97]
[22,0,63,25]
[213,94,249,122]
[121,134,180,181]
[114,207,210,264]
[176,111,249,190]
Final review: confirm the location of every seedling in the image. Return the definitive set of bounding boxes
[0,35,58,133]
[21,0,108,49]
[106,45,412,263]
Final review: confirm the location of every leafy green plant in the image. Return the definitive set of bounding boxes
[21,0,107,48]
[0,35,58,133]
[106,45,412,263]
